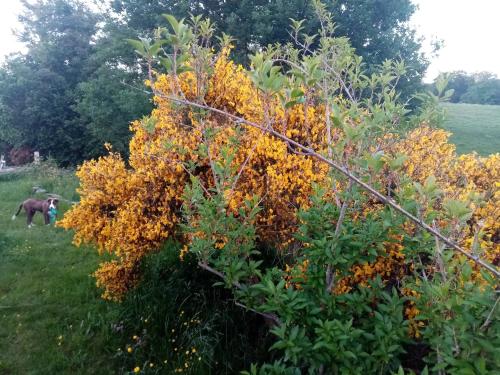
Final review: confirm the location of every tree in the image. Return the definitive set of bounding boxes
[111,0,429,98]
[75,66,152,158]
[0,0,99,165]
[445,71,475,103]
[74,21,153,158]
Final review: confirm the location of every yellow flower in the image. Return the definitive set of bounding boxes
[127,347,133,353]
[133,366,140,373]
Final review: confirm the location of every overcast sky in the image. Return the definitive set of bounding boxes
[1,0,499,82]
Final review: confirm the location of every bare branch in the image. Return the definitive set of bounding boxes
[481,295,500,331]
[198,262,281,325]
[198,261,242,289]
[234,301,282,326]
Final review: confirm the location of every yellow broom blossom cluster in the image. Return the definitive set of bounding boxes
[342,127,499,297]
[394,125,499,267]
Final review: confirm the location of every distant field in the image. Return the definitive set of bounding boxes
[442,103,500,155]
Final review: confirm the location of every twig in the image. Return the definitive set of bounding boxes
[335,180,352,236]
[326,180,353,292]
[234,301,281,326]
[480,295,500,331]
[433,221,447,283]
[418,254,429,282]
[197,262,281,325]
[198,261,242,289]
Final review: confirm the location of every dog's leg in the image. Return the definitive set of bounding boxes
[27,210,34,227]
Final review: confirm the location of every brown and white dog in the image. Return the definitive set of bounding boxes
[12,198,59,227]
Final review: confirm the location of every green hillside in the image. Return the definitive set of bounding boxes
[442,103,500,155]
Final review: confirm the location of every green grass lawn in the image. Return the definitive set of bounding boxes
[442,102,500,155]
[0,166,120,374]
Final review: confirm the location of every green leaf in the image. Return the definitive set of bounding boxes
[388,153,407,170]
[149,39,167,56]
[443,199,472,222]
[126,39,146,56]
[159,56,173,71]
[176,65,194,74]
[290,88,304,99]
[163,14,180,33]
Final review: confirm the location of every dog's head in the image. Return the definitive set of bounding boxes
[47,198,59,209]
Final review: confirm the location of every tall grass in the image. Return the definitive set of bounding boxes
[114,246,275,374]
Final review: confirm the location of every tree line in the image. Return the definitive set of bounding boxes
[438,71,500,105]
[1,0,429,165]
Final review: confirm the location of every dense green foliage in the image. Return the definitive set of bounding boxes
[442,102,500,156]
[183,166,499,374]
[73,18,153,159]
[0,0,151,165]
[441,71,500,105]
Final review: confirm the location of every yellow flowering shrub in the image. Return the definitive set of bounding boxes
[64,14,499,373]
[60,48,498,301]
[59,51,330,299]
